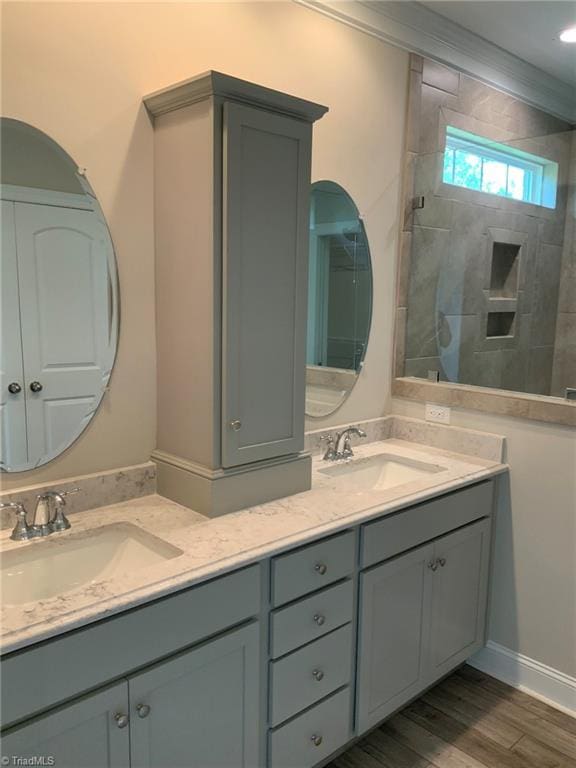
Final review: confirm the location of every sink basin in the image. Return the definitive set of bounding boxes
[318,453,446,492]
[1,523,183,606]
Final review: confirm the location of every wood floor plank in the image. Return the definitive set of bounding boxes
[403,698,543,768]
[383,713,490,768]
[331,744,389,768]
[439,677,576,762]
[511,735,576,768]
[457,666,576,737]
[421,687,523,748]
[361,728,433,768]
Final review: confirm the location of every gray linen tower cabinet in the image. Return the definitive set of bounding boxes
[145,72,327,516]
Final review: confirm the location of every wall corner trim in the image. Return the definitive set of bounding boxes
[295,0,576,123]
[470,640,576,716]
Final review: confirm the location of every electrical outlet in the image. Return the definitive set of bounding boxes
[425,403,451,424]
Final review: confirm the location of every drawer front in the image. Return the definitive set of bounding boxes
[270,625,353,726]
[362,481,493,568]
[270,579,353,658]
[272,530,355,606]
[269,687,352,768]
[1,565,260,728]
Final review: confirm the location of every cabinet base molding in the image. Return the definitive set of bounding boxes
[470,641,576,716]
[152,450,312,517]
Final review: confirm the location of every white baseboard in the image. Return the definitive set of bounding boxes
[470,641,576,717]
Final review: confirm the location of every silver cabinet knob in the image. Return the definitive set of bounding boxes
[229,420,242,431]
[312,669,324,682]
[136,703,151,719]
[114,713,129,729]
[8,382,21,394]
[438,557,446,567]
[29,381,43,393]
[428,560,439,571]
[311,734,323,747]
[314,562,327,575]
[313,613,325,626]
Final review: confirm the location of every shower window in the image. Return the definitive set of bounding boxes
[442,126,558,208]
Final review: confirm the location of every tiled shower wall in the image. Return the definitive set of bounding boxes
[398,55,574,396]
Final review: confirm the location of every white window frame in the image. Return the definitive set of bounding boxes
[443,126,558,209]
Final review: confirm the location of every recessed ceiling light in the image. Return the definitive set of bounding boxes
[559,26,576,43]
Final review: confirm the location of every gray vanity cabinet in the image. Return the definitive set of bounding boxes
[357,515,492,734]
[0,682,130,768]
[2,624,260,768]
[222,102,311,468]
[428,517,491,681]
[146,72,327,516]
[129,622,261,768]
[356,542,434,733]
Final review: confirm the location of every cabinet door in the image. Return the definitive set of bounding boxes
[428,517,491,682]
[129,622,261,768]
[222,102,311,467]
[0,682,129,768]
[356,543,434,734]
[0,200,28,469]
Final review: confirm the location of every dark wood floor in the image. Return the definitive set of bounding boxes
[330,666,576,768]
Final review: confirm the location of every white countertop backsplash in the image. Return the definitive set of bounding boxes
[0,417,507,654]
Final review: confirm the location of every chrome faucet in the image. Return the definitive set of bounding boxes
[1,488,79,542]
[320,426,367,461]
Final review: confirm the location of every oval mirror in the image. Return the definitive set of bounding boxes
[306,181,373,417]
[1,119,119,472]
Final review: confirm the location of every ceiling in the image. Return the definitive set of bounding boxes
[420,1,576,86]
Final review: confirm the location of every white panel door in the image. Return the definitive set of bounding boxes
[0,200,28,469]
[222,102,311,467]
[14,202,112,465]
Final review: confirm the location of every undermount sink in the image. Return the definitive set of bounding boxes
[318,452,446,492]
[1,523,183,606]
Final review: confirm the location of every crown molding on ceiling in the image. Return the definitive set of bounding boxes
[296,0,575,123]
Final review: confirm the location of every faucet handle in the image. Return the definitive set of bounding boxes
[0,502,33,542]
[49,487,80,532]
[320,434,337,461]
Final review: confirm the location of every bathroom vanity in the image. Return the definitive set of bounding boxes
[0,431,504,768]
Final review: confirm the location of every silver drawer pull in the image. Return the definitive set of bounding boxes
[312,669,324,682]
[313,613,325,626]
[136,703,151,719]
[311,734,323,747]
[314,562,327,575]
[114,713,129,729]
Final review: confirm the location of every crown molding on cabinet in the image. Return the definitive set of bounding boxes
[144,70,328,122]
[296,0,576,123]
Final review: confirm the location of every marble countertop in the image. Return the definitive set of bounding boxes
[0,438,507,654]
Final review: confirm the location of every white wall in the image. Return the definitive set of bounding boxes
[1,1,408,490]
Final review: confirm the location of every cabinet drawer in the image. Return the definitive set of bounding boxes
[1,565,260,728]
[270,625,353,726]
[362,481,493,568]
[272,530,355,606]
[270,580,353,658]
[269,687,351,768]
